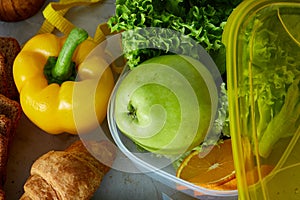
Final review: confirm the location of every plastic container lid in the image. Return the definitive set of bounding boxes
[223,0,300,199]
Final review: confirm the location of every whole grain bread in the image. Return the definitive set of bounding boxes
[0,115,10,186]
[0,115,11,200]
[0,188,5,200]
[0,94,22,197]
[0,37,21,100]
[0,37,22,200]
[0,53,8,97]
[0,94,22,145]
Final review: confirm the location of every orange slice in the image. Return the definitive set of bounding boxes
[209,164,274,190]
[176,139,235,188]
[245,164,274,185]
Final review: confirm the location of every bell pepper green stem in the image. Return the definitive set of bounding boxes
[44,28,88,84]
[52,28,88,81]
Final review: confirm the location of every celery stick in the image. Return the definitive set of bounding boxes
[259,79,300,158]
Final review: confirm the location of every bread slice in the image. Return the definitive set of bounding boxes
[0,115,11,186]
[0,94,22,144]
[0,94,22,200]
[0,94,22,193]
[0,188,5,200]
[0,116,11,139]
[0,53,8,97]
[0,37,22,199]
[0,37,21,100]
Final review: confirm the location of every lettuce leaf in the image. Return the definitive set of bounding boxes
[108,0,242,73]
[240,15,300,158]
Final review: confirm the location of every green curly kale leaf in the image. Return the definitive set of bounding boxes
[108,0,242,73]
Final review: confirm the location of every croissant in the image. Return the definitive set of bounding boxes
[20,140,116,200]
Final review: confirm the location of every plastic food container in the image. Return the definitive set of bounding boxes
[223,0,300,199]
[107,51,238,199]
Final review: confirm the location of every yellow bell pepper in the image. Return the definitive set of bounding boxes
[13,28,115,134]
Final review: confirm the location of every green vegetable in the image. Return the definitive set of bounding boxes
[259,79,300,158]
[108,0,242,156]
[44,28,88,84]
[241,13,300,158]
[213,82,230,137]
[108,0,242,73]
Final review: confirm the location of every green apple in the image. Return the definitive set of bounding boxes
[114,55,218,155]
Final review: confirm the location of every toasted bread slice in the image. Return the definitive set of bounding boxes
[0,115,11,140]
[0,188,5,200]
[0,37,21,100]
[0,95,22,197]
[0,94,22,145]
[0,115,11,186]
[0,53,8,97]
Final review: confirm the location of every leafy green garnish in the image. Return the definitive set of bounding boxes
[240,12,300,158]
[108,0,242,161]
[108,0,242,73]
[213,82,230,137]
[258,79,300,158]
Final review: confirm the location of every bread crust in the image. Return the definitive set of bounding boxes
[0,53,8,97]
[0,36,22,200]
[22,175,60,200]
[0,188,5,200]
[0,94,22,199]
[0,94,22,143]
[0,0,46,22]
[0,115,10,186]
[0,37,21,100]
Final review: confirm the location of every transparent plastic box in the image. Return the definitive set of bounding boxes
[223,0,300,199]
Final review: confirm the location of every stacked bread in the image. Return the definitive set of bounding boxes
[0,37,22,199]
